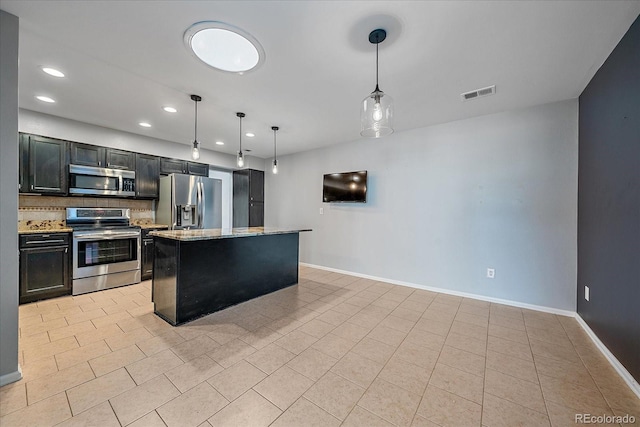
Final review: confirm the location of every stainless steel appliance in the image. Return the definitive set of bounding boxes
[69,164,136,197]
[67,208,141,295]
[156,174,222,229]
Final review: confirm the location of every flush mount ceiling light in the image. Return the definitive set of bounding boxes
[236,112,246,167]
[184,21,265,74]
[41,67,65,78]
[190,94,202,160]
[163,106,177,113]
[35,95,55,103]
[245,132,255,138]
[271,126,279,174]
[216,141,224,145]
[139,122,151,128]
[361,28,394,138]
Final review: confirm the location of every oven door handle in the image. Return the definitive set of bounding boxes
[74,232,140,241]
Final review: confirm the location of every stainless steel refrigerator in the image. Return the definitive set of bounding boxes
[157,174,222,229]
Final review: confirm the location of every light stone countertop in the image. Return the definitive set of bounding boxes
[149,227,311,241]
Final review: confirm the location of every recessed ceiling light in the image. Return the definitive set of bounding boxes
[245,132,255,137]
[216,141,224,145]
[139,122,152,128]
[36,95,55,103]
[163,106,177,113]
[41,67,65,78]
[184,21,265,73]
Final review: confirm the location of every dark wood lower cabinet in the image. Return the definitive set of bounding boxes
[19,233,71,304]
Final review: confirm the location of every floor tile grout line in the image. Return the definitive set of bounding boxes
[523,310,553,422]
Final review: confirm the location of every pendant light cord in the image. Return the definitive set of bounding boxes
[239,116,242,152]
[273,129,277,160]
[194,100,198,142]
[375,41,379,92]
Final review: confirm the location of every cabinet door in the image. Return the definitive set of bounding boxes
[19,133,28,193]
[141,239,154,280]
[20,245,70,304]
[136,154,160,199]
[187,162,208,176]
[106,149,135,170]
[28,135,68,194]
[249,201,264,227]
[249,169,264,202]
[160,158,186,175]
[70,142,105,167]
[233,171,249,227]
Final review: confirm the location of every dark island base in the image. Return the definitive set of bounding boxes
[152,232,300,325]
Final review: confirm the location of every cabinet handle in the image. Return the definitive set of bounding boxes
[98,161,101,166]
[65,248,68,253]
[31,184,34,190]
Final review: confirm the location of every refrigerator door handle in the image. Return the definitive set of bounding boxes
[197,181,204,228]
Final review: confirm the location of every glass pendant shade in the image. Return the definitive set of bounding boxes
[361,89,394,138]
[237,151,244,167]
[272,159,278,174]
[191,141,200,160]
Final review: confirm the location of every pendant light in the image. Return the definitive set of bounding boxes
[360,29,394,138]
[236,112,245,167]
[271,126,279,174]
[190,94,202,160]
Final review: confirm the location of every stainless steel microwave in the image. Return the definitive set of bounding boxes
[69,164,135,197]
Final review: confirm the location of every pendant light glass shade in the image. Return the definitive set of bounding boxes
[236,112,245,167]
[271,126,279,174]
[360,29,394,138]
[190,94,202,159]
[361,89,393,138]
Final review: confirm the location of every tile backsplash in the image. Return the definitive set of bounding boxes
[19,195,155,224]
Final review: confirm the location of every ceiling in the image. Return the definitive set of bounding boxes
[1,1,639,159]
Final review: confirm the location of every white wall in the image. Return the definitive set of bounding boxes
[0,9,21,386]
[265,99,578,311]
[209,168,233,229]
[19,109,263,171]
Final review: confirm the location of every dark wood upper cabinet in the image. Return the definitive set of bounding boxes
[70,142,105,167]
[70,142,134,170]
[21,134,68,195]
[160,158,187,175]
[160,158,209,176]
[105,149,135,170]
[187,162,208,177]
[135,153,160,199]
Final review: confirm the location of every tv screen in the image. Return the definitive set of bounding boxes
[323,171,367,203]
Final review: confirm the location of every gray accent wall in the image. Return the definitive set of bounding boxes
[265,99,578,311]
[0,9,21,385]
[578,15,639,381]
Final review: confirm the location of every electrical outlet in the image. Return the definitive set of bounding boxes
[487,268,495,279]
[585,285,590,301]
[319,208,324,215]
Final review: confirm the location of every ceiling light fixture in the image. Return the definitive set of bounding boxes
[41,67,65,78]
[163,106,177,113]
[271,126,279,174]
[215,141,224,146]
[236,112,246,167]
[36,95,55,103]
[361,28,394,138]
[190,94,202,160]
[184,21,265,73]
[139,122,151,128]
[245,132,255,138]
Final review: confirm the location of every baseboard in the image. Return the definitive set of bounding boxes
[575,314,640,399]
[299,262,575,317]
[0,365,22,387]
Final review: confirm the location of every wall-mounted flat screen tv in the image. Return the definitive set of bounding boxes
[323,171,367,203]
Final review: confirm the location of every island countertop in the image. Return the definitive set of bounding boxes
[149,226,311,241]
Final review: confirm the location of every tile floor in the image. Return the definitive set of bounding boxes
[1,266,638,427]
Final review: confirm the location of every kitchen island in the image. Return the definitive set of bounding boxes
[150,227,311,325]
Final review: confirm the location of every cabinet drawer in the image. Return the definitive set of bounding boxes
[20,233,70,248]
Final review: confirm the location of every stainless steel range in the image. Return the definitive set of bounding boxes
[66,208,141,295]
